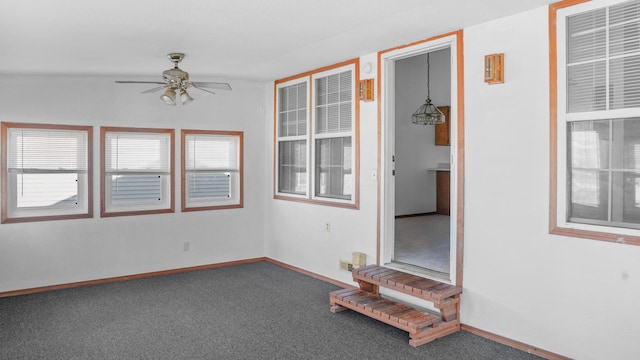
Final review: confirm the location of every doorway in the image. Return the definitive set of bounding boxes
[394,48,451,278]
[379,32,463,285]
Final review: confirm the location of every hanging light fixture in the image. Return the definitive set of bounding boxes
[411,53,445,125]
[160,88,176,105]
[179,88,194,105]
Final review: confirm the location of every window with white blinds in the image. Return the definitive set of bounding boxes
[557,0,640,233]
[182,130,243,210]
[102,127,174,216]
[275,61,357,206]
[277,80,309,196]
[566,0,640,112]
[1,123,92,223]
[313,69,353,200]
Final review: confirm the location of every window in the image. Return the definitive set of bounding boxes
[181,130,243,211]
[552,0,640,244]
[101,127,174,217]
[1,123,92,223]
[274,60,359,207]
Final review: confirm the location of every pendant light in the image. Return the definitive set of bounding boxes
[411,53,445,125]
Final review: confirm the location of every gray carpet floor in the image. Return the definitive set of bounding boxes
[0,261,542,359]
[395,214,450,273]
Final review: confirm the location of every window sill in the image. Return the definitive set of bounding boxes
[550,226,640,246]
[274,194,359,210]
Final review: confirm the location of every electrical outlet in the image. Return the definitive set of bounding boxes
[325,222,331,232]
[183,242,190,252]
[339,260,353,272]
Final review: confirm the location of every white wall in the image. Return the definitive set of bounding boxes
[265,54,380,285]
[395,49,451,215]
[462,6,640,360]
[0,74,267,292]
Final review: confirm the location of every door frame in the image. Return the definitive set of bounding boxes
[377,30,465,286]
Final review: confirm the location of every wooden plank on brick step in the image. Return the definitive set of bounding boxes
[385,273,420,289]
[375,270,404,285]
[356,295,380,309]
[379,303,410,320]
[344,291,375,306]
[368,299,397,315]
[429,283,462,300]
[404,278,440,295]
[356,265,387,279]
[368,268,397,282]
[352,293,382,308]
[393,309,420,327]
[330,288,360,301]
[360,298,389,311]
[400,311,438,330]
[389,308,415,325]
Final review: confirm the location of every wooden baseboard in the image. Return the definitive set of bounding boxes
[461,324,570,360]
[0,257,267,298]
[265,258,355,289]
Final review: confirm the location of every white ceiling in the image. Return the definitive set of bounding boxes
[0,0,555,82]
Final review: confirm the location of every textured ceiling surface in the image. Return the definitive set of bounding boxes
[0,0,555,81]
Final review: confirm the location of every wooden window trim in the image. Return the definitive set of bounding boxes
[100,126,175,218]
[1,122,93,224]
[549,0,640,246]
[273,58,360,209]
[180,129,244,212]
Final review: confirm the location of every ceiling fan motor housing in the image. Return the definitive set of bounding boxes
[162,68,189,87]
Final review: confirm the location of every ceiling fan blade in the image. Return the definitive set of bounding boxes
[141,85,166,94]
[115,81,166,84]
[191,82,232,91]
[191,84,216,95]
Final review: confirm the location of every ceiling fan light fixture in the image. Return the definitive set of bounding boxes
[115,53,232,106]
[179,88,194,105]
[161,88,176,105]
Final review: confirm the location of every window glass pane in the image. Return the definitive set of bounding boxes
[185,135,238,170]
[105,133,170,172]
[278,140,307,194]
[610,55,640,109]
[278,83,307,137]
[315,70,352,134]
[16,173,79,208]
[567,61,606,112]
[315,137,352,200]
[569,170,609,221]
[110,175,162,204]
[611,118,640,169]
[567,8,606,63]
[611,171,640,225]
[569,120,610,169]
[187,172,230,199]
[8,129,87,171]
[610,0,640,56]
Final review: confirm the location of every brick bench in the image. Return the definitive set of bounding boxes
[329,265,462,347]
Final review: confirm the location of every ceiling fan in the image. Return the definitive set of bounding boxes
[115,53,232,106]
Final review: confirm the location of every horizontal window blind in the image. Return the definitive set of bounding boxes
[105,132,170,174]
[567,0,640,112]
[278,82,307,137]
[8,128,87,172]
[185,134,238,171]
[315,70,352,134]
[187,172,230,199]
